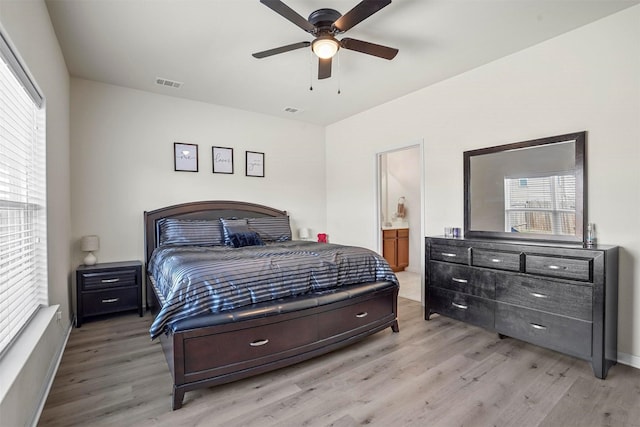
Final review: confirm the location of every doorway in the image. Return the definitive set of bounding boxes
[377,143,424,303]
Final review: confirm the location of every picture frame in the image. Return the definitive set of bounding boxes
[245,151,265,177]
[174,142,198,172]
[212,146,234,174]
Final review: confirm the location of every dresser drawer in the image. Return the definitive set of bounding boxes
[430,261,495,299]
[430,243,470,265]
[429,287,494,330]
[318,293,394,338]
[80,268,139,289]
[495,303,592,359]
[81,287,139,316]
[472,249,521,272]
[525,254,592,282]
[184,314,318,373]
[496,276,592,321]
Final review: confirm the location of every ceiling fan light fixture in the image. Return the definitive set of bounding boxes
[312,36,339,59]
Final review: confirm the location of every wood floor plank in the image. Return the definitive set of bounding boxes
[38,298,640,427]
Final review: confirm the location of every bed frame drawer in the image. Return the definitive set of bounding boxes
[183,315,318,374]
[318,293,395,338]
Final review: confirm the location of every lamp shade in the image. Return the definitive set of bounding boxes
[299,228,310,240]
[81,235,99,252]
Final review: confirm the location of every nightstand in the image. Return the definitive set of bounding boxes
[76,261,143,327]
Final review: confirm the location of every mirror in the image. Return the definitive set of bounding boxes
[464,131,586,243]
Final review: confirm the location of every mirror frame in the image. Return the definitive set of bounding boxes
[464,131,586,243]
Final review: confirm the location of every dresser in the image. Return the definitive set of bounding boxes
[76,261,143,327]
[382,228,409,272]
[425,236,618,379]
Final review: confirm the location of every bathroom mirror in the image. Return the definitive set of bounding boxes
[464,131,586,243]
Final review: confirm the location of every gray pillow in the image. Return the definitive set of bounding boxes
[247,216,292,242]
[158,218,224,246]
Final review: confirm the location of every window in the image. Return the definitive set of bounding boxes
[504,173,576,236]
[0,31,47,356]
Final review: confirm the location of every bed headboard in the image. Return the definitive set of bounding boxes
[143,200,287,265]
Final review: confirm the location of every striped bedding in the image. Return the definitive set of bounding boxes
[148,241,398,339]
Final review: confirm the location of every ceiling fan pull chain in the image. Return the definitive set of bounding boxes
[309,50,314,91]
[337,52,341,94]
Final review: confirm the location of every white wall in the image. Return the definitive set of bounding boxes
[0,1,71,425]
[326,6,640,362]
[70,78,327,266]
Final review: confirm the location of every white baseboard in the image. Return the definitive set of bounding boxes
[617,352,640,370]
[29,312,72,427]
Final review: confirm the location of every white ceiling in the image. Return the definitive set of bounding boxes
[45,0,639,125]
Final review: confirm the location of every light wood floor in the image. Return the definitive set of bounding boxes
[39,298,640,427]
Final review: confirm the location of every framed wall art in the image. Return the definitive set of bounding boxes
[174,142,198,172]
[212,146,234,174]
[246,151,264,177]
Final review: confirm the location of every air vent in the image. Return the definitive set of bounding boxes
[155,77,183,89]
[284,107,302,114]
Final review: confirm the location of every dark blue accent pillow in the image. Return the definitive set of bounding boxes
[229,231,265,248]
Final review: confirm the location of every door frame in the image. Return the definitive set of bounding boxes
[374,140,426,304]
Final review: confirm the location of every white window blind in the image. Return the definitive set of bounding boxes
[0,31,47,356]
[504,173,576,236]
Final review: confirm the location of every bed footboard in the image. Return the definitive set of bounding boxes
[160,281,399,410]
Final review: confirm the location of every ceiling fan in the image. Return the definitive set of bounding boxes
[252,0,398,80]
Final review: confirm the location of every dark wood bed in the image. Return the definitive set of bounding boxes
[144,200,399,410]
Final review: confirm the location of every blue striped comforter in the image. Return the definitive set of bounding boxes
[148,241,398,339]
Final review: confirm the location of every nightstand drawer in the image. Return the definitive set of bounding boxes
[81,287,139,316]
[80,268,139,289]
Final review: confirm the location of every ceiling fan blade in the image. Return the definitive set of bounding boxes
[252,41,311,58]
[333,0,392,33]
[340,38,398,60]
[318,57,332,79]
[260,0,316,33]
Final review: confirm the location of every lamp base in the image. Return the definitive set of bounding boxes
[83,252,97,266]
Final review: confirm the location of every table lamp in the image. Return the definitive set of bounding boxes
[81,235,99,265]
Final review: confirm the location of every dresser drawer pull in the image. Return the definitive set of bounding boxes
[442,252,457,257]
[491,258,501,263]
[547,265,561,270]
[530,292,548,299]
[530,323,547,330]
[452,277,468,284]
[101,278,120,283]
[355,312,368,318]
[101,298,120,303]
[452,302,468,310]
[249,339,269,347]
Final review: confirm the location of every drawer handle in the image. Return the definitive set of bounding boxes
[355,312,368,318]
[249,339,269,347]
[530,292,548,299]
[452,302,468,310]
[442,252,457,257]
[530,323,547,330]
[101,278,120,283]
[547,265,561,270]
[452,277,468,284]
[101,298,119,303]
